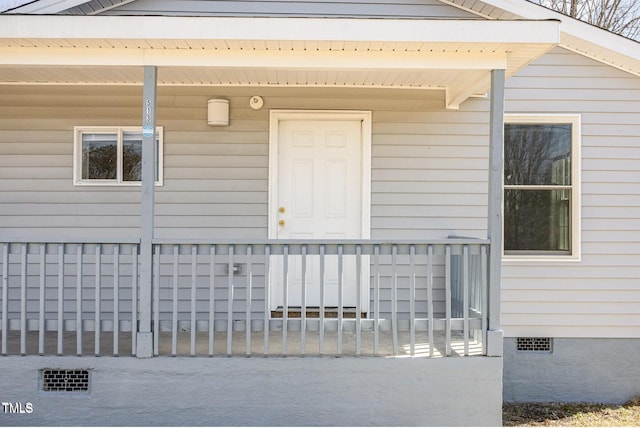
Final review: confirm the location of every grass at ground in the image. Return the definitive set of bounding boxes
[503,396,640,427]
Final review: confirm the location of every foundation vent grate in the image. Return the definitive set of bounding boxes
[42,369,90,392]
[516,337,552,352]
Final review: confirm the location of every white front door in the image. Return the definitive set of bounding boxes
[269,111,371,312]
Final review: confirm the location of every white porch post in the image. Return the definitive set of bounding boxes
[137,65,157,358]
[487,69,505,357]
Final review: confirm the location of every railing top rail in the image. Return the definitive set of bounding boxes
[0,237,140,244]
[0,238,491,247]
[151,238,490,245]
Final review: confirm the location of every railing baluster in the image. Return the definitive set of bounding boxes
[95,244,101,356]
[246,245,253,356]
[373,245,380,355]
[300,245,307,355]
[391,244,398,356]
[171,244,179,356]
[337,244,343,356]
[355,244,362,356]
[131,245,137,357]
[20,243,27,356]
[463,245,470,356]
[209,245,216,357]
[226,244,234,356]
[0,239,485,359]
[445,245,452,357]
[113,244,120,357]
[39,244,45,355]
[76,244,83,356]
[263,245,270,356]
[409,245,416,356]
[2,243,8,355]
[427,245,434,357]
[481,245,488,355]
[153,245,160,356]
[57,243,64,355]
[319,244,325,354]
[190,244,197,356]
[282,244,288,356]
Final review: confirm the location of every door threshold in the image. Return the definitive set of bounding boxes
[271,307,367,319]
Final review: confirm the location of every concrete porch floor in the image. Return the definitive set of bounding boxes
[2,328,484,357]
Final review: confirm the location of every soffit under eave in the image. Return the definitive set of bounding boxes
[0,42,556,109]
[558,33,640,77]
[0,17,559,108]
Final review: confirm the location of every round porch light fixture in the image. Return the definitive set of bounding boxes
[207,99,230,126]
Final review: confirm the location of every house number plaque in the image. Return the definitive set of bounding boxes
[143,99,154,137]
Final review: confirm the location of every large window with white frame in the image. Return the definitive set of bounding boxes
[503,115,580,259]
[74,126,163,185]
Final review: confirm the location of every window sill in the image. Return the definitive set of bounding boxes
[502,254,581,264]
[73,181,163,187]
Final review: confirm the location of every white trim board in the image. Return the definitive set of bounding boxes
[0,15,559,44]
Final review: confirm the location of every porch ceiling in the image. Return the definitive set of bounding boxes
[0,16,559,109]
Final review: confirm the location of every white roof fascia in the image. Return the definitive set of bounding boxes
[448,0,640,76]
[0,15,558,45]
[6,0,93,13]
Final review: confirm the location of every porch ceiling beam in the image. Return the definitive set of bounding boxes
[445,71,491,110]
[0,47,509,70]
[0,16,560,46]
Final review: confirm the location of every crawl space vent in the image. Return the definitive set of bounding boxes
[516,337,552,352]
[42,369,90,392]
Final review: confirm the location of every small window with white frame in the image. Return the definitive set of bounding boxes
[74,126,163,186]
[503,115,580,260]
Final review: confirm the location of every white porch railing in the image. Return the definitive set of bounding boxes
[0,239,488,358]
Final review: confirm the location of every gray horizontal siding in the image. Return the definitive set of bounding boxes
[66,0,479,18]
[502,47,640,338]
[0,84,490,327]
[0,85,490,241]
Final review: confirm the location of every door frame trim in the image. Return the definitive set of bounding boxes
[268,110,372,240]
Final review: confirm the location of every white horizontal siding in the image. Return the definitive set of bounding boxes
[503,47,640,339]
[86,0,479,18]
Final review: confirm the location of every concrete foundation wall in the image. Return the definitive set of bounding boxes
[504,338,640,403]
[1,356,502,426]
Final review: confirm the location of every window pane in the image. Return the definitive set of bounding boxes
[82,133,116,180]
[123,132,142,181]
[504,124,571,185]
[122,132,160,182]
[504,189,571,252]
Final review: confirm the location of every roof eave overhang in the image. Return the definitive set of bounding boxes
[0,15,560,109]
[445,0,640,77]
[4,0,92,14]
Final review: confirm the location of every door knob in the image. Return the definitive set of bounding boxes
[279,207,286,214]
[278,220,286,227]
